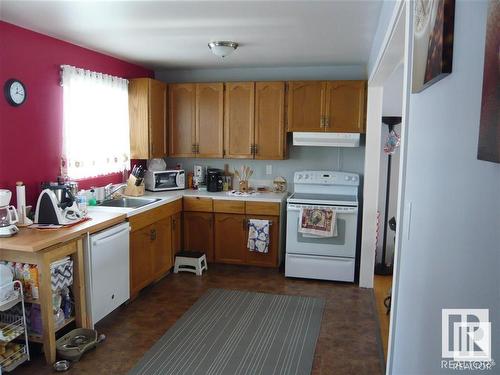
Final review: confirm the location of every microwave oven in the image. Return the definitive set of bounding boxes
[144,170,185,191]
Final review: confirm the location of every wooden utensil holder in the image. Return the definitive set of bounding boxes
[124,175,145,197]
[239,180,249,192]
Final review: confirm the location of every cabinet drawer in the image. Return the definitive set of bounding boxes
[213,200,245,214]
[129,199,182,232]
[245,201,280,216]
[183,197,213,212]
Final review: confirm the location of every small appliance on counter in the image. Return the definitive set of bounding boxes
[193,165,205,189]
[207,169,223,192]
[145,169,185,191]
[0,189,19,237]
[35,183,84,225]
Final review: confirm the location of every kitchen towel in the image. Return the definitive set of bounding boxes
[299,206,337,237]
[247,219,270,253]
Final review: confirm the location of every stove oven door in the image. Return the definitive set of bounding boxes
[286,203,358,258]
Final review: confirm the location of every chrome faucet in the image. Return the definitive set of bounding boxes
[104,183,127,200]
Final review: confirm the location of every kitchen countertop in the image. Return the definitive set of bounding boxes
[0,189,288,253]
[0,210,127,253]
[88,189,288,217]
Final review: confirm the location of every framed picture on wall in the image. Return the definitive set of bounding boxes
[412,0,455,93]
[477,0,500,163]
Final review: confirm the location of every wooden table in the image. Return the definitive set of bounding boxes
[0,211,126,364]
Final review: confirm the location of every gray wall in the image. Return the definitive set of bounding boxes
[164,142,365,192]
[155,64,366,83]
[390,1,500,373]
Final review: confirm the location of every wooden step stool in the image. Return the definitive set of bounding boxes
[174,251,208,276]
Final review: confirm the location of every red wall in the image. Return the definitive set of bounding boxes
[0,21,153,206]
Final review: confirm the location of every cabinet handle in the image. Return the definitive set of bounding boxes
[150,229,156,241]
[320,116,325,128]
[254,144,258,155]
[191,144,196,153]
[325,117,330,128]
[196,144,200,153]
[172,219,176,230]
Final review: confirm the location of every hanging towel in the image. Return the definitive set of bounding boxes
[247,219,271,253]
[299,206,337,237]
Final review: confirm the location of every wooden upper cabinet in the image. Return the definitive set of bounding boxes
[286,81,325,132]
[254,82,286,160]
[169,83,196,157]
[196,83,224,158]
[129,78,167,159]
[325,81,366,133]
[224,82,255,158]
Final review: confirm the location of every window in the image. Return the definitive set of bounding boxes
[61,65,130,179]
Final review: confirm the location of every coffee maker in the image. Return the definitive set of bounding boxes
[0,190,19,237]
[207,169,223,192]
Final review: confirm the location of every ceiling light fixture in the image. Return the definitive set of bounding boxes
[208,41,239,58]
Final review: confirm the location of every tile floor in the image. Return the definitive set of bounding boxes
[15,265,384,375]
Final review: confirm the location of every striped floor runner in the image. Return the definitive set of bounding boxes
[129,289,325,375]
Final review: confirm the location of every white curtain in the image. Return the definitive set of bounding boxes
[61,65,130,179]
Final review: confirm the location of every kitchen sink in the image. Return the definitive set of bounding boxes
[98,197,161,208]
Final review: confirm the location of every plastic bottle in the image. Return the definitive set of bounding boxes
[76,190,88,214]
[88,189,97,206]
[29,265,39,300]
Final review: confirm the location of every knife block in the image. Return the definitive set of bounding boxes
[124,175,145,197]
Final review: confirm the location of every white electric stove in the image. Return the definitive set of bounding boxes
[285,170,359,282]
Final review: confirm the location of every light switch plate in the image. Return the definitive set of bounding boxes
[266,165,273,175]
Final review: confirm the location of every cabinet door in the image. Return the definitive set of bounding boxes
[245,215,280,267]
[151,217,172,280]
[196,83,224,158]
[183,212,214,262]
[325,81,366,133]
[130,226,153,296]
[224,82,255,158]
[129,79,150,159]
[214,213,246,264]
[169,84,196,157]
[286,81,325,132]
[254,82,286,160]
[149,79,167,158]
[171,212,182,265]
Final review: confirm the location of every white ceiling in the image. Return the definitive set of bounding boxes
[1,0,383,70]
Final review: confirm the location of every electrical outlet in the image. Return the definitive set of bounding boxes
[266,165,273,175]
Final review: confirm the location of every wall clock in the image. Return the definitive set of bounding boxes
[4,79,27,106]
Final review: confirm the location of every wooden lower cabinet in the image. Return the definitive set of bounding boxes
[214,213,247,264]
[129,200,182,296]
[151,217,172,280]
[171,212,182,264]
[183,211,214,262]
[130,226,154,296]
[214,213,279,267]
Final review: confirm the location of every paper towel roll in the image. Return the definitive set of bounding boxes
[16,182,26,225]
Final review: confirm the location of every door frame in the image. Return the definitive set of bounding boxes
[359,2,411,373]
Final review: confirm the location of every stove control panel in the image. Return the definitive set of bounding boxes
[294,171,359,186]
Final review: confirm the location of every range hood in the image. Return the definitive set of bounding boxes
[292,132,360,147]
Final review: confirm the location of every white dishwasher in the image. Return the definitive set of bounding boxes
[84,221,130,327]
